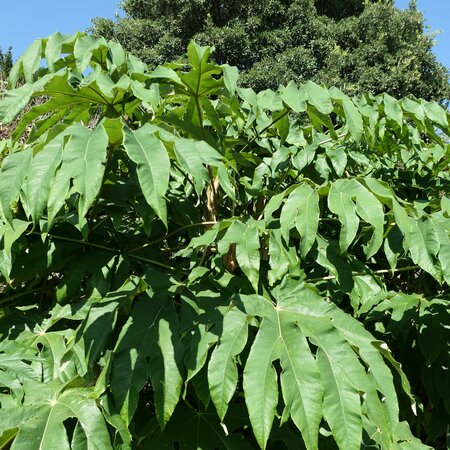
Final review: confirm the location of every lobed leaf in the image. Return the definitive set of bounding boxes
[208,308,248,420]
[22,136,63,223]
[123,124,170,225]
[328,180,359,253]
[57,123,109,220]
[280,183,320,258]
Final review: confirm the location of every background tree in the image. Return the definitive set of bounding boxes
[91,0,449,101]
[0,47,13,84]
[0,47,14,140]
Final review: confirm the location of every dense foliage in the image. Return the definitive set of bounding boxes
[0,47,13,84]
[0,33,449,449]
[91,0,450,101]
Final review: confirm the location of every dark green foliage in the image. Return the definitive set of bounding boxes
[360,295,450,447]
[0,47,13,83]
[91,0,449,101]
[0,33,449,449]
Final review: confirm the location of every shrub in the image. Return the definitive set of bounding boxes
[0,33,448,449]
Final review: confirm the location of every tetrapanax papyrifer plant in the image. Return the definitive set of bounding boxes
[0,33,448,449]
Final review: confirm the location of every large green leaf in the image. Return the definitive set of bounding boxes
[243,314,280,450]
[208,308,248,420]
[330,88,363,142]
[304,81,333,115]
[280,183,320,258]
[435,219,450,284]
[179,41,223,97]
[277,311,323,450]
[346,180,384,258]
[219,220,261,291]
[173,138,222,197]
[55,123,109,220]
[384,94,403,127]
[0,380,111,450]
[268,228,300,285]
[409,216,440,280]
[0,353,41,385]
[22,136,63,223]
[181,289,221,383]
[237,283,400,450]
[110,292,182,428]
[0,75,53,123]
[9,72,87,141]
[123,124,170,225]
[328,180,359,253]
[281,81,308,113]
[73,281,140,368]
[0,149,32,222]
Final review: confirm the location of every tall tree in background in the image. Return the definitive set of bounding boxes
[91,0,449,101]
[0,47,13,84]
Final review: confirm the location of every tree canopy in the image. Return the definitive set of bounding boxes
[91,0,449,101]
[0,47,13,84]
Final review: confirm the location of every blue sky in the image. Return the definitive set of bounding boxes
[0,0,121,56]
[0,0,449,68]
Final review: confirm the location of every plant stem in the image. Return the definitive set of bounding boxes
[240,108,290,153]
[0,288,43,305]
[33,232,181,271]
[126,254,177,271]
[128,221,218,253]
[32,231,119,253]
[306,265,421,284]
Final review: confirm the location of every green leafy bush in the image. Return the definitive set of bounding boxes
[0,33,448,449]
